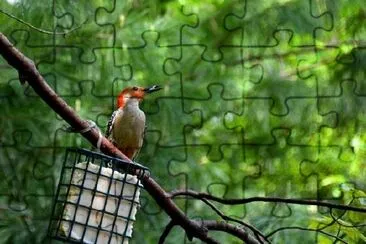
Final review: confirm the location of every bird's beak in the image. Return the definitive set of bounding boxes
[144,85,162,94]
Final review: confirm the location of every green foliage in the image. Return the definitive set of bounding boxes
[1,0,366,243]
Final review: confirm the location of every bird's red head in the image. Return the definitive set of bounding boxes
[117,85,161,108]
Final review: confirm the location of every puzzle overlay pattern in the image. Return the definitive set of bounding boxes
[0,0,366,243]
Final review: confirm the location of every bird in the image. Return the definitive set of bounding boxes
[105,85,161,160]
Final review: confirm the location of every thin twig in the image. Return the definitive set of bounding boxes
[0,9,88,35]
[159,221,176,244]
[196,197,269,243]
[265,226,347,244]
[169,189,366,213]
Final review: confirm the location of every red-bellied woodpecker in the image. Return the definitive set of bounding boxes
[105,85,161,159]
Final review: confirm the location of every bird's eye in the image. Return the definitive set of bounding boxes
[132,86,138,91]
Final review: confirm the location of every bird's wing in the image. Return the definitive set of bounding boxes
[105,110,119,139]
[131,124,148,161]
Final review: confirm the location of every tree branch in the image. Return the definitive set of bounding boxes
[0,32,216,243]
[159,221,176,244]
[169,189,366,213]
[0,9,87,35]
[197,197,269,243]
[266,226,347,244]
[197,220,262,244]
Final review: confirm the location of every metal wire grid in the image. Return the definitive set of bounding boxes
[47,148,148,244]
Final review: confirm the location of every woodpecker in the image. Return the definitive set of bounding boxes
[106,85,161,159]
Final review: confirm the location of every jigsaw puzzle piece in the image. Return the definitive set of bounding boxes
[179,2,249,60]
[169,144,247,218]
[168,145,245,193]
[311,0,365,44]
[0,80,61,148]
[319,79,366,161]
[296,46,355,97]
[0,130,56,200]
[142,97,202,147]
[242,129,318,198]
[0,194,31,243]
[53,0,95,29]
[224,0,333,46]
[276,97,336,145]
[94,0,145,46]
[0,195,53,242]
[300,148,346,202]
[183,84,243,161]
[225,98,279,144]
[113,31,182,97]
[300,143,366,211]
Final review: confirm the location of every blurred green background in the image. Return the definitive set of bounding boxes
[1,0,366,243]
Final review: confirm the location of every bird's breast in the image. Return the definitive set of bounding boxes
[112,108,146,149]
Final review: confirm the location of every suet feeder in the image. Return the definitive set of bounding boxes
[48,148,148,244]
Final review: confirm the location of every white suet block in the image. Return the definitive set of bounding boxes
[60,162,141,244]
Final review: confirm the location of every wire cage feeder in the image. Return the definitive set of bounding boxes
[48,148,148,244]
